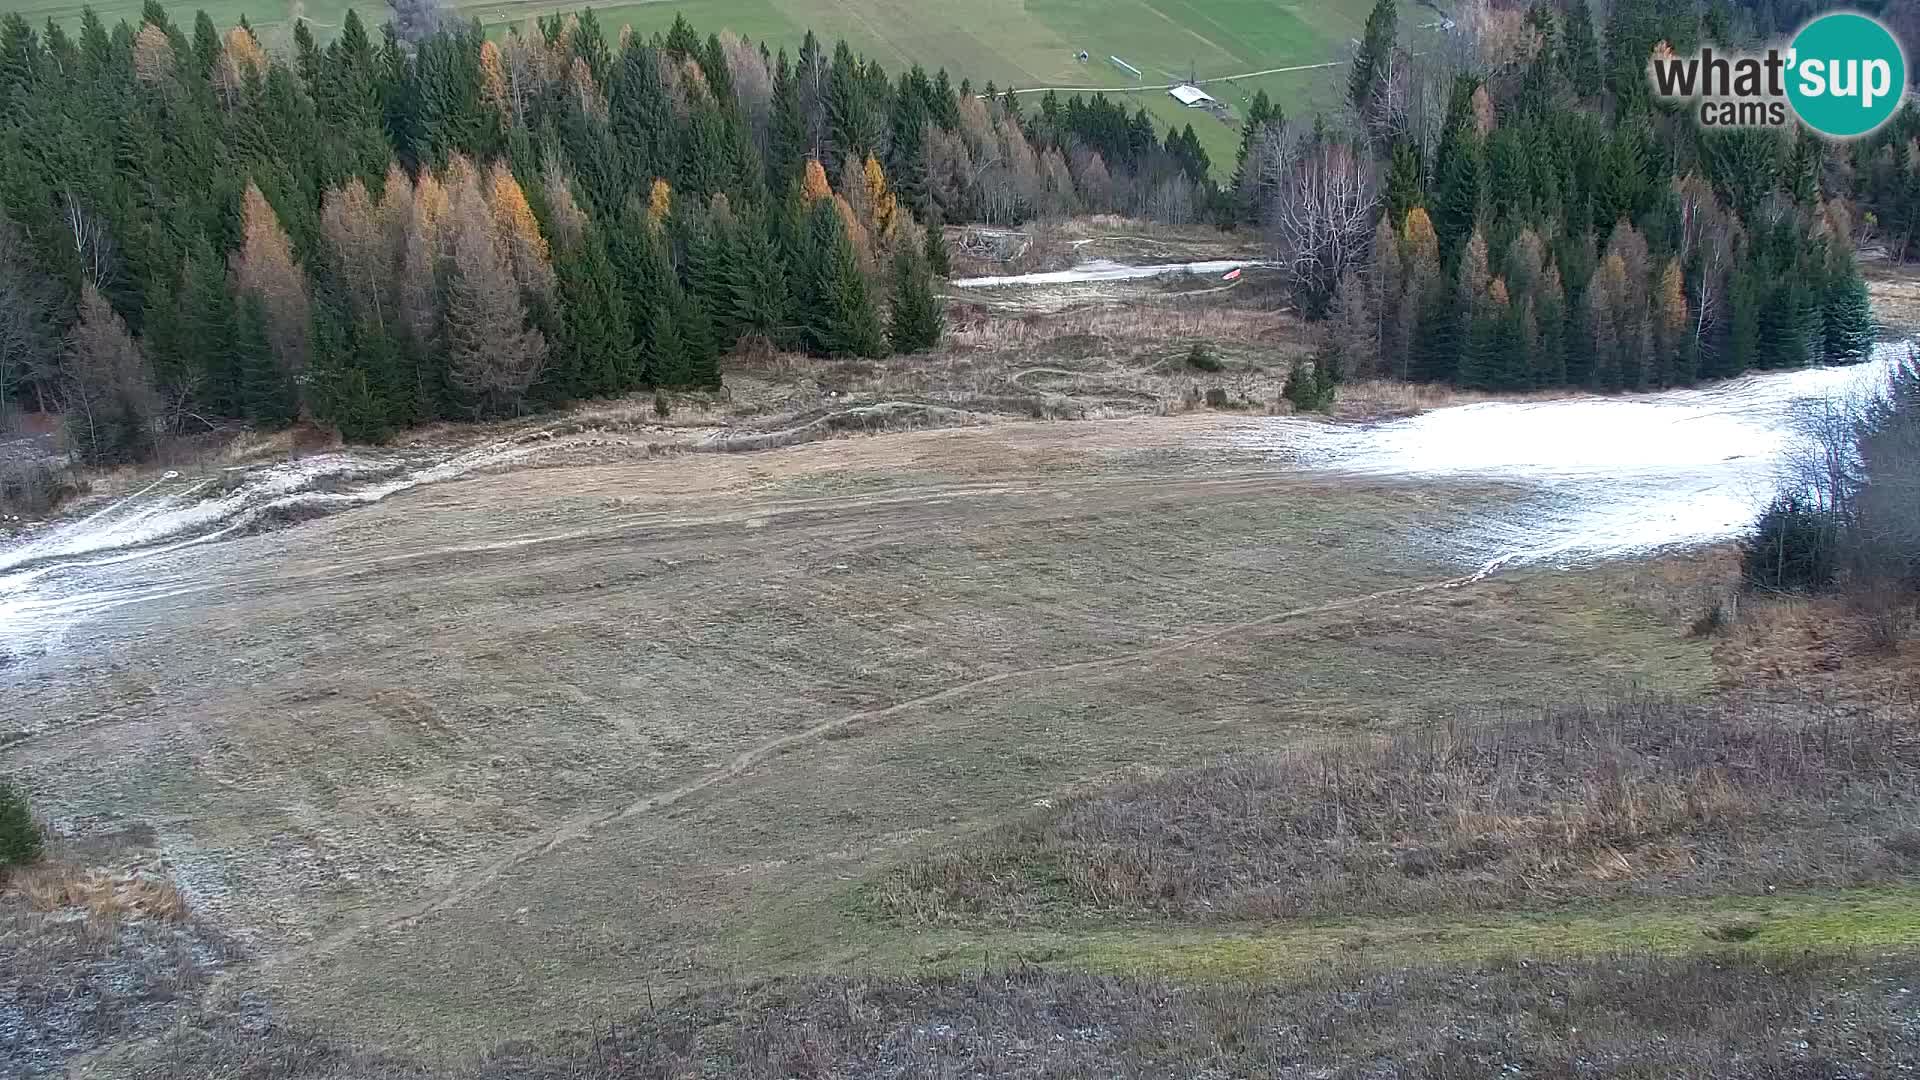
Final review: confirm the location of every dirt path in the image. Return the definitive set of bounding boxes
[13,416,1722,1064]
[992,59,1345,95]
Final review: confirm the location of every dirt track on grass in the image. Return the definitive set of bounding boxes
[1,411,1729,1061]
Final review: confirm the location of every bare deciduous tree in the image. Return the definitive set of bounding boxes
[385,0,447,46]
[721,32,774,153]
[1269,136,1379,318]
[1675,174,1739,363]
[64,193,116,292]
[499,27,546,127]
[132,22,176,87]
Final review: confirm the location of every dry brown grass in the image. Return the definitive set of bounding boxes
[946,291,1293,351]
[1862,255,1920,334]
[11,862,189,923]
[3,854,229,1078]
[1332,379,1583,421]
[865,695,1920,928]
[1716,590,1920,698]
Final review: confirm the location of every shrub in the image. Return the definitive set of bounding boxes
[653,391,672,419]
[0,456,73,516]
[1282,355,1338,413]
[0,778,43,870]
[1185,342,1222,372]
[1749,353,1918,608]
[1742,491,1841,592]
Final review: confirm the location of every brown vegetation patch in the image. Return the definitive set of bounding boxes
[2,854,232,1077]
[1716,592,1920,698]
[866,697,1920,928]
[11,862,190,923]
[1863,257,1920,334]
[132,952,1920,1079]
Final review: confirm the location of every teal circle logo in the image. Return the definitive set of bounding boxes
[1787,13,1907,138]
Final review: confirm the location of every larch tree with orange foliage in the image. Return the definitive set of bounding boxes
[230,183,311,394]
[860,155,899,248]
[485,162,555,303]
[214,25,266,104]
[478,41,511,131]
[1654,257,1692,386]
[445,196,545,417]
[799,158,832,204]
[647,178,673,229]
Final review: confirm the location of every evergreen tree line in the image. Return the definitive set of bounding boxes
[1232,0,1882,393]
[0,5,972,457]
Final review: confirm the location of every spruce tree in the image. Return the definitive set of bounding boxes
[555,223,637,397]
[678,290,721,389]
[1348,0,1396,119]
[190,10,219,80]
[1822,269,1875,363]
[637,298,685,389]
[729,216,792,346]
[1414,288,1460,383]
[1283,355,1338,412]
[1458,303,1502,390]
[1721,265,1760,379]
[1431,79,1484,266]
[611,41,676,195]
[924,217,951,278]
[806,201,884,358]
[1603,0,1657,113]
[1563,0,1603,97]
[826,40,876,163]
[768,50,807,192]
[233,291,294,425]
[685,209,741,348]
[309,295,388,441]
[887,244,942,354]
[0,777,40,869]
[887,68,930,215]
[1757,275,1813,371]
[141,275,185,409]
[1384,138,1422,226]
[1231,90,1275,194]
[178,237,236,415]
[1533,270,1568,387]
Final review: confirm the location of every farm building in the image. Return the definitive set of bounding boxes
[1169,84,1217,108]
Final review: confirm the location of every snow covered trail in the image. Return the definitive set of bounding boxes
[1215,346,1907,571]
[0,439,547,658]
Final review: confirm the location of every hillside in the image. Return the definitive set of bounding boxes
[0,0,1389,173]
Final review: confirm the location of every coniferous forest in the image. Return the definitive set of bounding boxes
[0,0,1905,464]
[1247,0,1894,394]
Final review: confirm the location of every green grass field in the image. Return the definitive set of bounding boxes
[13,0,1371,84]
[7,0,1379,175]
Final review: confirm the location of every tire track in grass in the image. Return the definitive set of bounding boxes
[285,568,1490,967]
